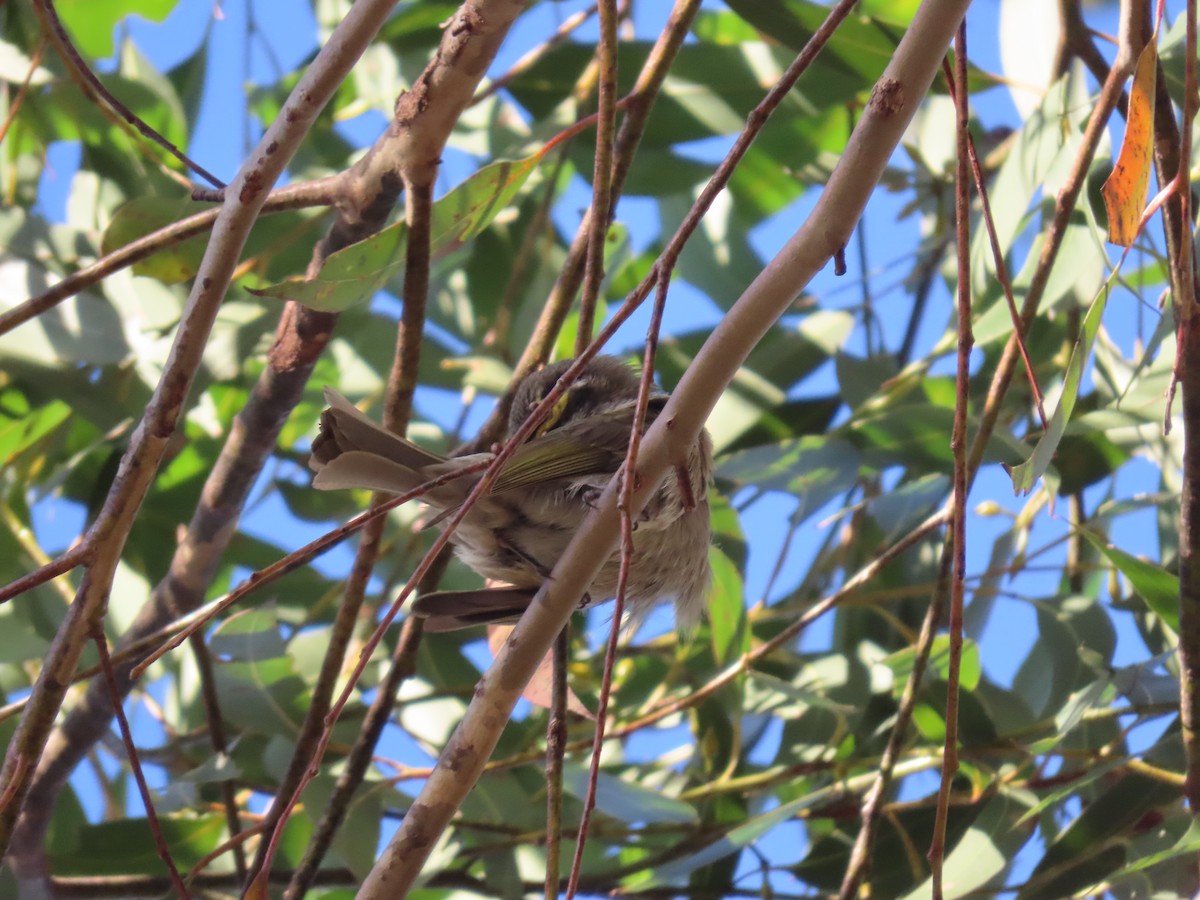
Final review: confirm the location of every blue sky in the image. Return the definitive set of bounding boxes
[26,0,1172,893]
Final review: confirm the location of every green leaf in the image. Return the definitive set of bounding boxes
[1012,601,1083,719]
[1051,676,1112,743]
[0,275,131,368]
[1019,773,1180,899]
[718,435,861,520]
[56,0,179,59]
[102,196,209,283]
[1100,816,1200,880]
[887,635,982,693]
[899,791,1036,899]
[1018,759,1126,826]
[724,0,906,90]
[0,390,71,463]
[47,814,225,876]
[1009,268,1114,494]
[177,750,242,785]
[642,785,833,884]
[209,608,288,662]
[708,546,748,666]
[1082,530,1179,633]
[251,155,540,312]
[213,654,311,737]
[561,764,698,825]
[969,69,1091,298]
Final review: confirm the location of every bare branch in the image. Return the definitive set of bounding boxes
[0,178,338,340]
[0,546,87,606]
[92,631,188,897]
[0,0,402,870]
[358,0,970,890]
[574,0,619,355]
[928,24,973,895]
[32,0,223,189]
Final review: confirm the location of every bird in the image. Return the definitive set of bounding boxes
[308,355,713,632]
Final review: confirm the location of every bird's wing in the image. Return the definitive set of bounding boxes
[491,395,667,493]
[491,429,619,493]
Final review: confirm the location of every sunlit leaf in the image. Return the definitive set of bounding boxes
[56,0,179,59]
[708,546,747,666]
[1102,39,1158,246]
[561,764,698,825]
[251,155,540,312]
[1009,269,1114,494]
[47,814,226,876]
[1083,530,1180,633]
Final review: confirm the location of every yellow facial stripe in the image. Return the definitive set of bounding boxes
[535,389,570,437]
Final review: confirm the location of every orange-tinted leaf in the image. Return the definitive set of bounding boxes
[487,624,594,719]
[1102,40,1158,246]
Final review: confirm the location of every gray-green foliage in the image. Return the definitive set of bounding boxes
[0,0,1191,896]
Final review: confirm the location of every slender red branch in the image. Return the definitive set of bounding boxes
[0,545,88,606]
[545,625,570,900]
[929,25,973,897]
[942,58,1047,429]
[32,0,223,188]
[130,462,488,679]
[93,631,189,897]
[575,0,619,355]
[186,822,268,885]
[0,38,45,145]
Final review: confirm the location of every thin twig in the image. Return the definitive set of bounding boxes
[188,638,247,881]
[0,178,339,340]
[0,37,45,146]
[564,4,623,879]
[544,625,570,900]
[32,0,223,189]
[283,557,442,898]
[487,149,571,358]
[575,0,619,355]
[567,263,677,894]
[93,630,189,897]
[928,24,973,897]
[0,545,88,606]
[968,13,1134,479]
[185,822,268,886]
[274,512,389,897]
[482,0,705,438]
[131,463,488,680]
[1173,0,1200,808]
[955,97,1048,428]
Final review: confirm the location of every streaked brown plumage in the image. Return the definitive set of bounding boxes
[309,356,713,632]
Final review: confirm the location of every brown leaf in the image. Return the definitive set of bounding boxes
[1102,39,1158,247]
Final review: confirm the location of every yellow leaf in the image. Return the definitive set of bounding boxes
[1102,39,1158,246]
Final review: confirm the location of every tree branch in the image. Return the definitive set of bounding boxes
[357,0,972,891]
[0,0,402,876]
